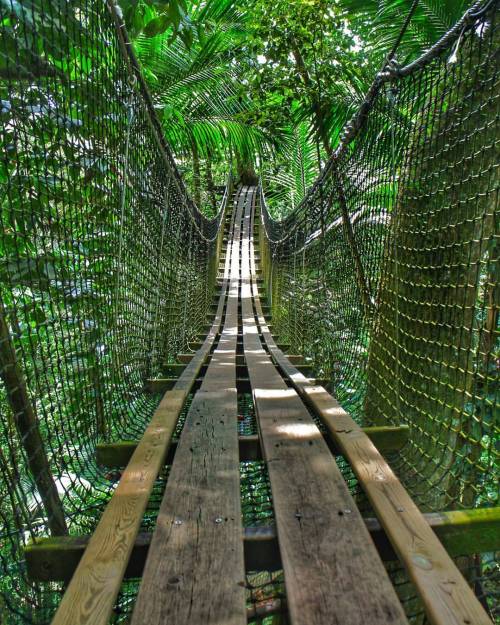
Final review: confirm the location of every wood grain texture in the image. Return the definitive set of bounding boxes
[96,434,262,466]
[95,426,407,467]
[28,507,500,582]
[130,188,247,625]
[51,388,188,625]
[253,198,493,625]
[51,191,234,625]
[130,390,246,625]
[241,190,408,625]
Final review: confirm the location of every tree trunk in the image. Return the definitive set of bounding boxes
[0,301,67,535]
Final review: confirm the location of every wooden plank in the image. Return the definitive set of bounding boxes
[241,189,408,625]
[51,186,235,625]
[96,434,261,467]
[95,426,408,467]
[130,188,247,625]
[145,377,177,393]
[287,355,304,364]
[274,384,493,625]
[27,507,500,582]
[130,391,245,625]
[252,387,408,625]
[254,204,493,625]
[51,388,188,625]
[362,424,410,451]
[365,506,500,561]
[177,353,195,363]
[28,527,274,583]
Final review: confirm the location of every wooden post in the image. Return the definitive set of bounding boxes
[0,302,67,535]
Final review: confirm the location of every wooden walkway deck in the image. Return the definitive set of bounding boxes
[45,186,493,625]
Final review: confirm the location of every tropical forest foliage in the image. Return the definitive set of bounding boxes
[119,0,476,214]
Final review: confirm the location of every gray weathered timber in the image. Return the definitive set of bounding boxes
[50,189,233,625]
[253,193,493,625]
[241,190,408,625]
[130,189,247,625]
[27,507,500,582]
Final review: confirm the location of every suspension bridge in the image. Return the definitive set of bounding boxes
[0,1,498,624]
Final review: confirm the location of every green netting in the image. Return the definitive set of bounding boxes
[0,0,227,622]
[0,0,498,624]
[259,0,499,620]
[260,0,498,515]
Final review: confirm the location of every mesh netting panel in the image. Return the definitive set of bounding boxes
[0,1,226,622]
[260,0,498,515]
[259,1,499,620]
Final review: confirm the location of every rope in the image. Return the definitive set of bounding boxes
[0,0,497,623]
[387,0,420,61]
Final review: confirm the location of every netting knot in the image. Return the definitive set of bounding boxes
[385,58,401,79]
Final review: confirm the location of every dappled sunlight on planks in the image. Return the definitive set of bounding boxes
[275,422,322,441]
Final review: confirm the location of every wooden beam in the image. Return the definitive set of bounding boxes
[129,188,247,625]
[177,353,195,364]
[253,191,494,625]
[286,355,304,365]
[365,507,500,561]
[241,191,408,625]
[362,424,410,452]
[96,435,261,466]
[259,301,493,623]
[145,378,177,393]
[148,375,331,395]
[25,508,500,582]
[163,363,187,375]
[25,527,281,582]
[50,190,233,625]
[96,426,409,467]
[51,389,188,625]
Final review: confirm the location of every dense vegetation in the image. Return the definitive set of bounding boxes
[1,1,497,623]
[119,0,475,214]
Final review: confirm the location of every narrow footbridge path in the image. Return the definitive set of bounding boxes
[38,187,492,625]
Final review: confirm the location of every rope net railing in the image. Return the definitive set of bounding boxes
[0,0,229,622]
[259,0,499,620]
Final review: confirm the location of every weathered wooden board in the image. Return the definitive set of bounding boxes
[28,507,500,582]
[130,189,247,625]
[50,188,235,625]
[95,425,408,466]
[241,190,408,625]
[96,434,262,466]
[51,389,187,625]
[130,390,245,625]
[252,197,493,625]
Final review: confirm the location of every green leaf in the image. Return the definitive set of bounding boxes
[144,14,171,37]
